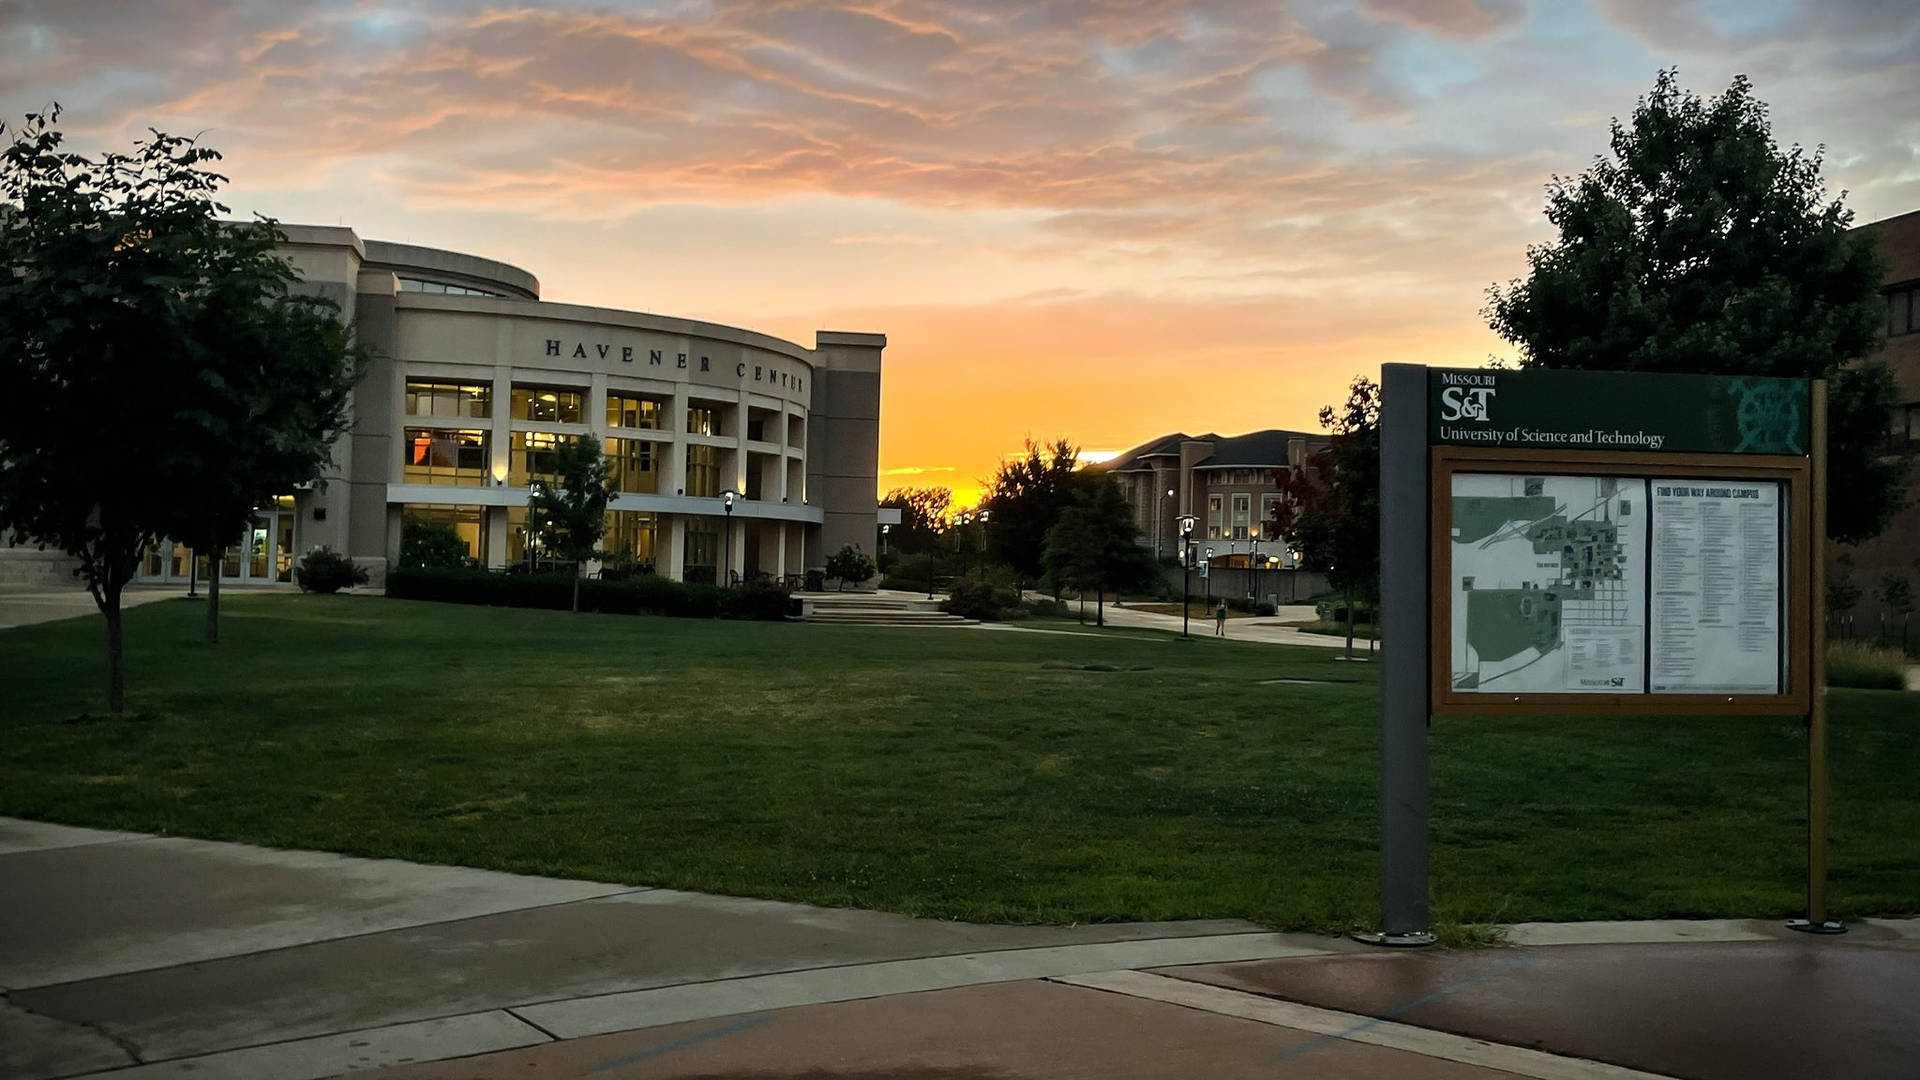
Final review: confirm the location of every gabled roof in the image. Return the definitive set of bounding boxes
[1189,428,1321,469]
[1101,432,1216,472]
[1100,428,1324,473]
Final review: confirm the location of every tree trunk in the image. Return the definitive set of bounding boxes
[1096,584,1105,627]
[205,550,221,644]
[1343,587,1354,660]
[101,580,126,714]
[572,565,582,613]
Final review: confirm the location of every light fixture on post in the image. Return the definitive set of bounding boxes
[721,489,737,586]
[1177,514,1197,639]
[1164,487,1176,560]
[955,510,973,580]
[1204,546,1214,613]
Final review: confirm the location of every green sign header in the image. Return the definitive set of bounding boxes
[1427,368,1810,455]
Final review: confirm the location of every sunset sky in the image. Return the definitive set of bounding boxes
[4,0,1915,505]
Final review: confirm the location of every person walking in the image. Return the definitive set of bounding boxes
[1214,600,1228,637]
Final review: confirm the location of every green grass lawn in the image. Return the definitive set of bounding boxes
[3,594,1915,932]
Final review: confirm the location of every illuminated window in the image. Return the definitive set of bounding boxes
[685,443,721,497]
[605,437,658,494]
[511,385,584,423]
[403,428,489,485]
[402,505,486,563]
[1230,493,1251,540]
[603,511,658,564]
[606,392,663,430]
[1207,495,1223,540]
[510,431,578,486]
[687,405,718,436]
[683,516,721,583]
[405,380,492,418]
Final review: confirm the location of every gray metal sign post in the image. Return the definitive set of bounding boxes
[1360,363,1434,946]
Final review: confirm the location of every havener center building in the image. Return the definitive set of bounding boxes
[3,225,884,588]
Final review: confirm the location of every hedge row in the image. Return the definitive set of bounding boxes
[386,568,794,621]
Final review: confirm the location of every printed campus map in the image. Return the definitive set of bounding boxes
[1449,474,1647,694]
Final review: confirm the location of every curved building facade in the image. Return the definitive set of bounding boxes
[118,224,884,588]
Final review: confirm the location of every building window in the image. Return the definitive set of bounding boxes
[605,437,658,494]
[606,392,664,430]
[1207,494,1223,540]
[1231,493,1251,540]
[403,428,489,485]
[512,385,584,424]
[1260,494,1284,534]
[685,443,721,497]
[683,516,720,583]
[1887,285,1917,337]
[398,277,502,298]
[604,511,658,565]
[406,380,491,419]
[402,505,485,563]
[510,431,580,486]
[687,404,718,436]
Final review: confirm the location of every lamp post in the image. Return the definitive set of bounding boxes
[1248,533,1260,603]
[955,510,973,579]
[881,523,891,571]
[721,490,736,586]
[1163,487,1175,560]
[927,518,939,599]
[1203,547,1214,613]
[977,510,991,576]
[1177,514,1196,638]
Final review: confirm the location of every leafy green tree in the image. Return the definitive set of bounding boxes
[879,485,951,554]
[981,437,1096,580]
[1042,478,1157,627]
[824,543,876,590]
[527,437,614,613]
[1485,70,1901,543]
[0,107,357,710]
[1273,377,1380,658]
[167,273,361,644]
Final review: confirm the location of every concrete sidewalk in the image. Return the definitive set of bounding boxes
[1066,599,1370,651]
[6,818,1911,1080]
[0,585,190,631]
[0,818,1336,1080]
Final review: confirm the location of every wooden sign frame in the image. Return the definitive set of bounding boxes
[1428,446,1812,717]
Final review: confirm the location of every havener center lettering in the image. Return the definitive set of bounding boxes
[543,338,805,394]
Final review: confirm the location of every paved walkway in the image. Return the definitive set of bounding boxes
[5,818,1914,1080]
[1045,598,1371,651]
[0,585,191,631]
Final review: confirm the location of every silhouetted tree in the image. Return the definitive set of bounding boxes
[1485,70,1901,543]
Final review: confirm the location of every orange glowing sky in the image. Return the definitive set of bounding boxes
[6,1,1915,506]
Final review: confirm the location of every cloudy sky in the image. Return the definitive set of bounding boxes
[4,0,1915,502]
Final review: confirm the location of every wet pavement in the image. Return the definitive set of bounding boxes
[1163,936,1920,1080]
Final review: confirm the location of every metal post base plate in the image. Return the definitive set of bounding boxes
[1350,930,1437,948]
[1786,918,1847,935]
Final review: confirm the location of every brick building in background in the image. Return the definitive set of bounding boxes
[1100,429,1327,567]
[1838,209,1920,636]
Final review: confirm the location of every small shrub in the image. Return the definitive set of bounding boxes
[803,568,826,592]
[825,544,876,590]
[1023,597,1072,619]
[398,522,473,569]
[293,548,367,594]
[942,577,1019,621]
[1828,640,1909,691]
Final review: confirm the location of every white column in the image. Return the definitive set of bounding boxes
[665,516,686,581]
[775,522,788,578]
[726,513,747,583]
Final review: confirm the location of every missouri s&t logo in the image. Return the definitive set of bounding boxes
[1438,384,1496,422]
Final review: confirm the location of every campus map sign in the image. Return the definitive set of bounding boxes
[1425,367,1810,713]
[1372,363,1832,945]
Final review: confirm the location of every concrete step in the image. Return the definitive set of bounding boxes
[799,612,979,626]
